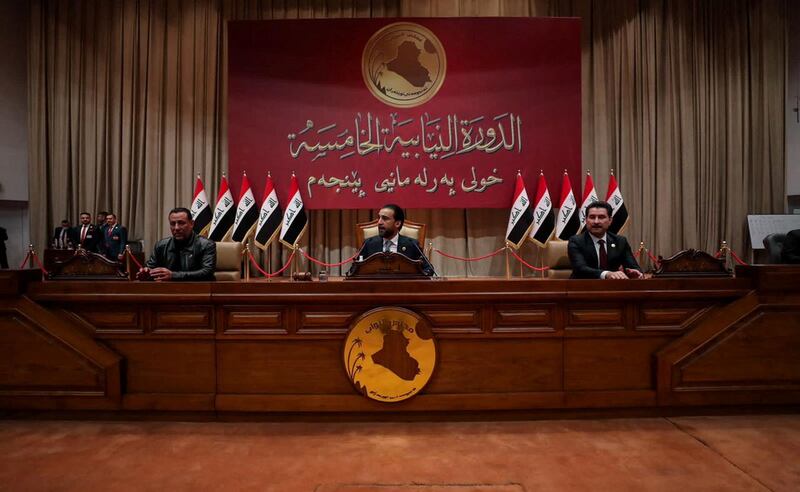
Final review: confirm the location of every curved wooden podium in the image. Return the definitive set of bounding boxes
[346,252,430,279]
[1,266,798,417]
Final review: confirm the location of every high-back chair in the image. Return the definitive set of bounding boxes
[214,241,245,281]
[355,218,427,248]
[542,239,572,278]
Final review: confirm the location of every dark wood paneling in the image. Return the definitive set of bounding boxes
[107,340,215,393]
[0,314,104,392]
[678,310,800,389]
[217,341,353,393]
[297,309,359,335]
[493,304,556,333]
[152,305,213,334]
[566,304,624,331]
[70,307,142,334]
[565,337,672,391]
[426,339,562,393]
[636,302,712,332]
[223,306,286,335]
[420,307,482,333]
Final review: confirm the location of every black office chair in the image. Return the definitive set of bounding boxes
[762,233,787,263]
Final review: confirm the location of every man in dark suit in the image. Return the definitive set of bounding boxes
[783,229,800,264]
[102,213,128,261]
[52,219,76,249]
[72,212,101,252]
[351,204,434,276]
[568,201,642,279]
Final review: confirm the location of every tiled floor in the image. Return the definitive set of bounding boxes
[0,415,797,491]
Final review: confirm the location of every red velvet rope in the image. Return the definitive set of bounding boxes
[18,251,31,269]
[247,249,295,278]
[647,251,660,265]
[30,252,49,276]
[729,249,749,266]
[714,250,723,258]
[300,249,359,267]
[433,247,506,262]
[125,249,143,269]
[508,248,550,271]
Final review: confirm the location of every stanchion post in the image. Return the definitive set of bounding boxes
[504,242,511,280]
[243,241,251,282]
[638,241,647,271]
[720,240,730,270]
[26,244,34,269]
[125,245,133,280]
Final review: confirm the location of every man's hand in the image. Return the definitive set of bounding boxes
[136,267,152,281]
[624,267,643,279]
[149,267,173,281]
[604,270,628,280]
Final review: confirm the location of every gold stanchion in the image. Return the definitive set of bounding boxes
[124,245,133,280]
[267,243,273,282]
[719,240,730,270]
[539,245,545,279]
[504,243,511,280]
[26,244,35,269]
[243,241,251,282]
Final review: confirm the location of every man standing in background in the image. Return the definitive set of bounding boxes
[0,226,8,269]
[73,212,100,252]
[103,213,127,261]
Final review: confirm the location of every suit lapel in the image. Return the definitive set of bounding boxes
[583,232,599,268]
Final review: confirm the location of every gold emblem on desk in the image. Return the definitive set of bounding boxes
[344,307,437,402]
[362,22,446,108]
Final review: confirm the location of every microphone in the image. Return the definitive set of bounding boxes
[409,238,436,277]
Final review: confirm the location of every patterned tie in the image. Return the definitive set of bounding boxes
[81,225,87,243]
[383,240,391,253]
[598,239,608,269]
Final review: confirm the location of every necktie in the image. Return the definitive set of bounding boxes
[383,240,391,253]
[81,226,87,243]
[598,239,608,269]
[60,229,67,247]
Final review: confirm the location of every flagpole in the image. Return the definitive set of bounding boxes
[267,243,273,282]
[244,241,251,282]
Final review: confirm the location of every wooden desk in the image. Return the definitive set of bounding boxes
[1,267,798,416]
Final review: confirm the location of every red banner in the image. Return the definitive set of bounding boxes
[228,18,580,209]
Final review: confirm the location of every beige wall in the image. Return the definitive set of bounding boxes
[0,1,29,267]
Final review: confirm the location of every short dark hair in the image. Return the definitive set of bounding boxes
[585,201,612,217]
[169,207,193,220]
[98,211,108,216]
[61,219,69,224]
[80,212,91,217]
[381,204,405,228]
[106,213,116,219]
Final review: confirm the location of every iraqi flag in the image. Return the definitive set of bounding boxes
[230,173,259,242]
[190,176,212,236]
[505,173,534,250]
[208,175,236,241]
[605,171,629,234]
[528,172,555,246]
[279,174,308,247]
[254,174,282,250]
[555,171,580,240]
[578,171,599,232]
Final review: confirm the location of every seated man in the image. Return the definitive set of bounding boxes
[137,207,217,281]
[568,201,642,279]
[351,204,434,276]
[783,229,800,264]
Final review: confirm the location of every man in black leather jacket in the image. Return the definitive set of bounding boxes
[137,207,217,281]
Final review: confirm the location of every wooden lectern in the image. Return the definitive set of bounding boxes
[346,252,431,280]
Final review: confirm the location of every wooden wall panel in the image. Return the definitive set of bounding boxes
[678,310,800,388]
[107,340,215,393]
[566,303,624,331]
[217,340,353,394]
[0,314,104,392]
[223,306,286,335]
[426,339,562,393]
[70,306,142,334]
[493,304,556,333]
[565,337,672,390]
[152,305,213,334]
